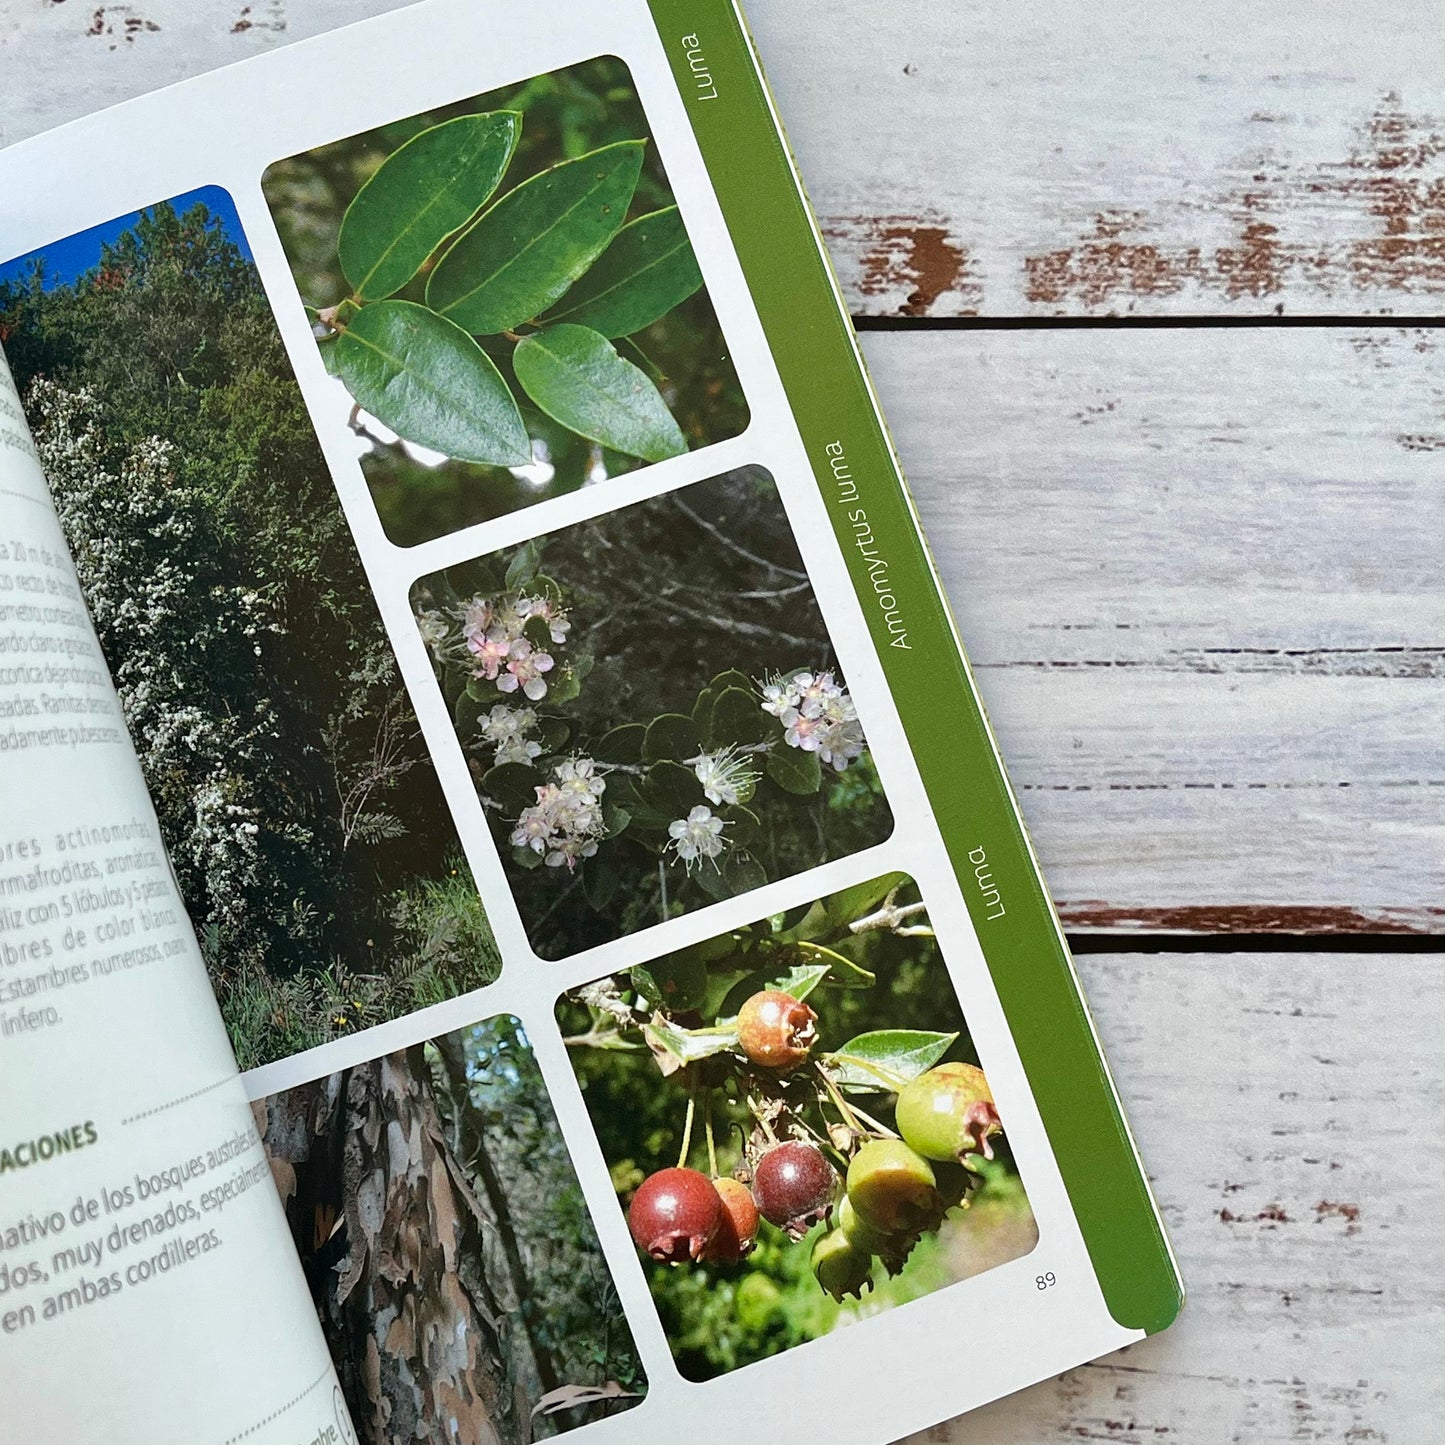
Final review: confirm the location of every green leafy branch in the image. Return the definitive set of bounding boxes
[314,112,704,468]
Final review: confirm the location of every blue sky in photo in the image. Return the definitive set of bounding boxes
[0,185,252,289]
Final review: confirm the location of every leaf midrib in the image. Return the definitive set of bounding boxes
[345,321,503,430]
[555,229,693,320]
[351,117,514,299]
[435,145,640,320]
[534,336,660,435]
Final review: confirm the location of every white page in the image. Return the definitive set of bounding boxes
[0,348,356,1445]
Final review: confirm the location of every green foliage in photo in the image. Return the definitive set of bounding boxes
[263,57,748,547]
[0,193,499,1069]
[558,878,1038,1381]
[411,468,894,959]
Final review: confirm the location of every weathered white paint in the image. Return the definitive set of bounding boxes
[3,0,1443,315]
[862,325,1445,930]
[912,952,1445,1443]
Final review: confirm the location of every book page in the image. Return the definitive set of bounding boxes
[0,350,356,1445]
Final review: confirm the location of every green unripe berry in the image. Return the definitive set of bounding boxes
[895,1062,1002,1165]
[845,1139,940,1234]
[811,1226,874,1302]
[837,1195,889,1255]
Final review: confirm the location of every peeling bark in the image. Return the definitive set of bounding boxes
[262,1048,530,1445]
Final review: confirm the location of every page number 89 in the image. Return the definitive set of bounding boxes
[1035,1271,1057,1290]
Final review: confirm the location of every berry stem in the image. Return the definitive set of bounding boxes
[677,1081,696,1170]
[846,1100,900,1140]
[815,1062,865,1136]
[704,1091,719,1178]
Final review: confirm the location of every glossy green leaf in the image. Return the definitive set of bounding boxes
[822,873,912,927]
[481,762,542,814]
[828,1030,959,1094]
[512,324,686,462]
[427,141,645,334]
[766,744,823,795]
[339,112,521,301]
[707,686,773,748]
[643,713,701,763]
[631,952,708,1011]
[594,723,645,763]
[504,537,544,589]
[332,301,530,464]
[546,206,703,337]
[718,960,830,1019]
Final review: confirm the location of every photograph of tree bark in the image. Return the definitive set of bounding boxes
[260,1016,645,1444]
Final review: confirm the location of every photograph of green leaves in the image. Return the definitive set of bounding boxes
[261,1015,644,1443]
[0,189,498,1071]
[263,57,748,548]
[410,466,894,960]
[557,873,1038,1381]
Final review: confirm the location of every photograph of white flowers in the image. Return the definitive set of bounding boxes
[410,466,894,959]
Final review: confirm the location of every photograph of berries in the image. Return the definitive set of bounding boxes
[259,1014,645,1444]
[410,465,894,959]
[261,56,748,549]
[555,873,1038,1381]
[0,188,499,1072]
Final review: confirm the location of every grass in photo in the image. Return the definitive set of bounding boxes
[0,190,498,1070]
[261,1015,645,1441]
[410,466,894,959]
[556,874,1038,1381]
[263,56,749,547]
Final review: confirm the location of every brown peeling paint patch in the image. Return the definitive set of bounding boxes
[1022,92,1445,311]
[1026,210,1204,308]
[83,5,160,47]
[1219,1203,1290,1227]
[231,2,286,34]
[1315,1200,1362,1234]
[1056,902,1445,935]
[823,211,981,316]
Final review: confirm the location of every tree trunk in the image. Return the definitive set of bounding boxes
[260,1048,533,1445]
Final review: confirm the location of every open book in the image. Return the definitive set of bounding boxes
[0,3,1182,1441]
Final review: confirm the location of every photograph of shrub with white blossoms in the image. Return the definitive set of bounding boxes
[0,189,499,1072]
[410,466,894,959]
[262,56,749,549]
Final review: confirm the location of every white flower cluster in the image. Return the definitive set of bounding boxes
[760,670,866,771]
[510,757,607,869]
[667,804,728,871]
[454,591,571,702]
[691,746,760,807]
[478,703,542,766]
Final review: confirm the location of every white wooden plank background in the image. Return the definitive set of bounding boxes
[865,325,1445,932]
[4,0,1444,315]
[911,952,1445,1444]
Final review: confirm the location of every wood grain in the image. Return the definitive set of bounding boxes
[4,0,1443,316]
[910,952,1445,1444]
[862,325,1445,932]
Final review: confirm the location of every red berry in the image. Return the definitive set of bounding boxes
[752,1140,837,1240]
[627,1168,721,1264]
[737,990,817,1071]
[704,1177,760,1265]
